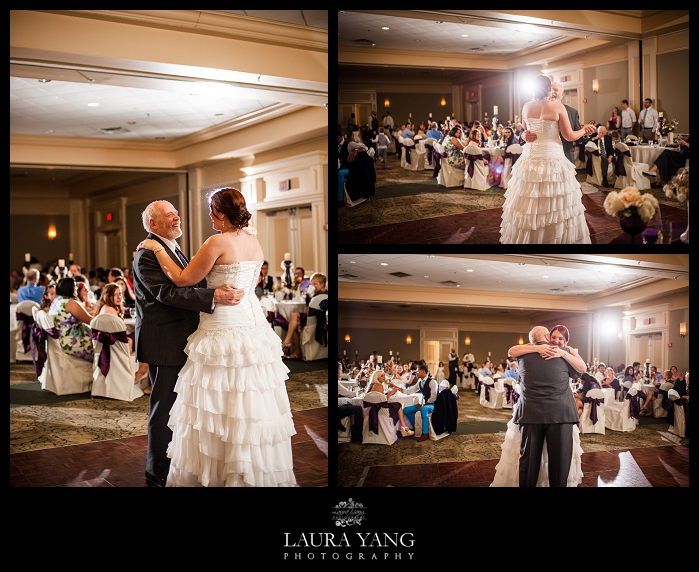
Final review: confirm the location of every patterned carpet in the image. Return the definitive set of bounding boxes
[10,360,328,454]
[337,383,687,487]
[339,159,687,232]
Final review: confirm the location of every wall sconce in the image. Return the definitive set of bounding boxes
[47,223,57,240]
[406,335,412,344]
[518,336,524,345]
[440,98,446,107]
[345,334,351,343]
[384,98,390,108]
[464,336,470,346]
[592,79,600,93]
[679,323,687,337]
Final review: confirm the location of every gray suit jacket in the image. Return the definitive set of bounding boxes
[560,104,581,164]
[512,342,579,425]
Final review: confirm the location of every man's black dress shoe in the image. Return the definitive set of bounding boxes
[145,471,166,487]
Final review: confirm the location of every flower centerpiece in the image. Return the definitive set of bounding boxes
[661,118,679,137]
[603,186,660,243]
[663,167,689,244]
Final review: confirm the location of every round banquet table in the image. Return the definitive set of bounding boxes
[276,300,307,322]
[338,392,425,409]
[628,145,678,167]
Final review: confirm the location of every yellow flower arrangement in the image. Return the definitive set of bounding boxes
[603,186,659,222]
[663,167,689,203]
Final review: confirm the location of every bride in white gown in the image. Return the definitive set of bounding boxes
[500,74,596,244]
[490,324,585,487]
[139,187,297,487]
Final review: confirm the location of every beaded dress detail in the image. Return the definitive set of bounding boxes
[499,118,591,244]
[165,260,297,487]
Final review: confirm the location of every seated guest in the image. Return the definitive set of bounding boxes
[573,372,602,419]
[500,126,518,149]
[113,276,136,309]
[601,366,621,398]
[639,369,673,416]
[68,263,82,278]
[442,126,466,170]
[643,137,689,183]
[17,268,44,304]
[48,277,95,363]
[425,122,443,141]
[281,272,327,359]
[75,274,98,315]
[504,361,518,379]
[389,364,437,442]
[338,363,364,443]
[366,370,414,437]
[39,281,57,312]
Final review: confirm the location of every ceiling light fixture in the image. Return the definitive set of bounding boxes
[87,102,99,107]
[38,79,51,83]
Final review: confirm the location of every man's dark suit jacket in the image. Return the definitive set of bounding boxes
[672,379,688,398]
[561,104,582,164]
[512,342,579,425]
[133,234,215,367]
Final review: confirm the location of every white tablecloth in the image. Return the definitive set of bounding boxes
[338,392,425,408]
[124,318,136,336]
[276,300,307,322]
[629,145,677,166]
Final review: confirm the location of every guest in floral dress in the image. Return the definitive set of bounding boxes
[442,126,466,170]
[48,277,95,363]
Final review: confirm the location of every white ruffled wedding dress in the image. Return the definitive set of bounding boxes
[490,414,584,487]
[165,260,297,487]
[500,118,591,244]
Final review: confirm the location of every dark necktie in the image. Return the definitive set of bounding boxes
[174,246,188,268]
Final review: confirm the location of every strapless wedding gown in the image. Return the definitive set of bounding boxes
[165,261,297,487]
[489,414,584,487]
[500,118,591,244]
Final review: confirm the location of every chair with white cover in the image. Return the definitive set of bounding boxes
[585,141,603,186]
[258,296,279,336]
[400,137,425,170]
[301,293,328,361]
[338,416,353,444]
[574,141,587,170]
[463,146,490,191]
[414,410,451,441]
[613,142,650,190]
[580,388,606,434]
[34,309,93,396]
[667,389,686,438]
[653,381,674,418]
[604,387,639,432]
[361,391,399,445]
[14,300,40,363]
[423,137,437,169]
[90,313,144,402]
[502,376,516,408]
[500,143,523,189]
[479,375,504,408]
[343,178,367,208]
[435,142,465,188]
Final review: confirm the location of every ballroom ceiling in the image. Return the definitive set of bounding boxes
[338,10,689,78]
[338,254,690,316]
[10,10,328,187]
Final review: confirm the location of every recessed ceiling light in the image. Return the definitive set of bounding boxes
[436,21,443,24]
[380,263,388,266]
[461,34,469,37]
[466,269,474,272]
[543,275,549,278]
[382,27,389,30]
[87,102,99,107]
[423,275,429,278]
[350,261,356,264]
[38,79,51,83]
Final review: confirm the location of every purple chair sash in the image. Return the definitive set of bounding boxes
[15,312,35,353]
[504,151,522,166]
[307,306,327,347]
[585,148,600,176]
[30,322,59,376]
[479,380,492,402]
[425,145,434,166]
[583,396,604,424]
[666,396,682,427]
[433,150,447,178]
[266,311,275,325]
[614,149,631,176]
[272,315,289,330]
[626,390,646,419]
[363,401,401,434]
[90,328,129,377]
[404,146,411,164]
[465,153,478,178]
[504,384,515,405]
[659,389,670,411]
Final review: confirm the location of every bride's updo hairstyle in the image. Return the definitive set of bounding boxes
[209,187,252,230]
[532,75,552,101]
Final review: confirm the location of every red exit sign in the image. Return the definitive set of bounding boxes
[279,179,291,191]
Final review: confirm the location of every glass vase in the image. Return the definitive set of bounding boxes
[619,213,647,244]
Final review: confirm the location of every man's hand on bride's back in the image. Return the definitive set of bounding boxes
[213,284,245,305]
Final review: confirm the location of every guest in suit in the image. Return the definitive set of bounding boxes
[338,364,364,443]
[552,82,585,164]
[448,348,459,386]
[510,326,582,487]
[591,125,614,187]
[132,200,244,487]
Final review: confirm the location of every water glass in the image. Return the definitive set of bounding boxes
[658,221,673,244]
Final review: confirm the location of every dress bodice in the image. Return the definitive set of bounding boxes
[523,118,565,157]
[200,261,266,330]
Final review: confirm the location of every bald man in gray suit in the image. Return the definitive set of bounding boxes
[511,326,581,487]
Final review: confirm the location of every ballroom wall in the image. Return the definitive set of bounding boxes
[10,214,70,273]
